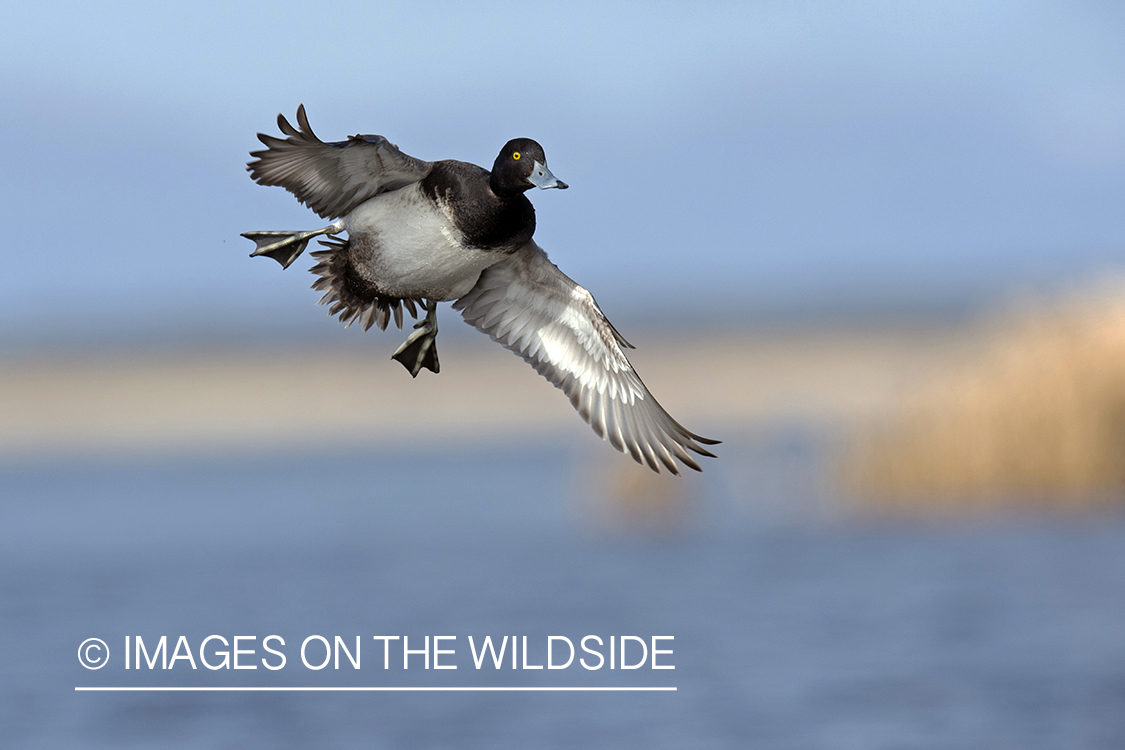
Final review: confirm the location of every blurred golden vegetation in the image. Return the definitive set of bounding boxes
[845,284,1125,511]
[571,444,701,534]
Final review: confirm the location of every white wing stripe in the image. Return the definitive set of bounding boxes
[453,241,717,474]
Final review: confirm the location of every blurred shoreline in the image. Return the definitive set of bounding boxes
[0,323,967,462]
[7,285,1125,513]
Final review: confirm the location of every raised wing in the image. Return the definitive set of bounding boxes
[247,104,433,219]
[454,242,719,474]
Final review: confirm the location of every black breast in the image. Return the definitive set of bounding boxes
[421,160,536,251]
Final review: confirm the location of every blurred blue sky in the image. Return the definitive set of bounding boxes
[3,1,1125,341]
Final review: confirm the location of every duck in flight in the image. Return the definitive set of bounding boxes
[243,105,718,474]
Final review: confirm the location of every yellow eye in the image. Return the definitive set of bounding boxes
[512,152,521,160]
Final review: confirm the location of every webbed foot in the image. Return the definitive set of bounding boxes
[392,301,440,377]
[242,221,344,269]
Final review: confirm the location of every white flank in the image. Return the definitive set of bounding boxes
[344,185,500,300]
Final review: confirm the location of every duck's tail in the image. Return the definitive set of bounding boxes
[309,235,421,332]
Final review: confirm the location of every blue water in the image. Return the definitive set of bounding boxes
[2,437,1124,748]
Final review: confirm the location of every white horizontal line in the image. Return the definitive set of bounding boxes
[75,686,676,692]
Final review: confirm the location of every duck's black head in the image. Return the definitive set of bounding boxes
[490,138,568,196]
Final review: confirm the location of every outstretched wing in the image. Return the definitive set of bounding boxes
[454,242,719,474]
[247,104,434,219]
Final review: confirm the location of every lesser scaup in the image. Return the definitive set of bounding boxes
[243,105,718,473]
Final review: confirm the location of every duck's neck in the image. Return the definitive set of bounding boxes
[468,190,536,251]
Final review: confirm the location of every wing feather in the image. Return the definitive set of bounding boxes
[454,242,719,474]
[247,104,433,219]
